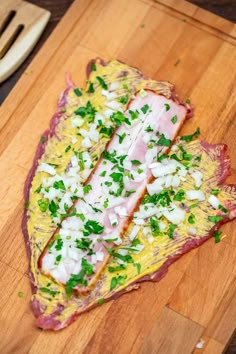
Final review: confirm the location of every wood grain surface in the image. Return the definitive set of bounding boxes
[0,0,236,353]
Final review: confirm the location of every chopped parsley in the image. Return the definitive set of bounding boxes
[145,125,153,132]
[131,160,141,165]
[188,213,195,224]
[118,94,129,105]
[208,215,224,223]
[75,238,92,250]
[167,224,177,239]
[102,150,117,163]
[18,291,24,298]
[91,62,96,71]
[100,171,106,177]
[141,104,150,114]
[96,76,108,90]
[157,153,168,162]
[55,255,62,265]
[81,258,94,276]
[74,88,82,97]
[210,189,220,195]
[55,238,63,251]
[150,217,161,236]
[180,127,200,142]
[218,204,228,214]
[38,199,49,212]
[171,115,178,124]
[53,180,66,191]
[164,103,170,111]
[87,81,95,93]
[97,298,104,305]
[110,111,130,126]
[125,189,136,197]
[74,101,96,123]
[35,184,42,193]
[157,134,172,147]
[40,287,58,297]
[116,132,126,144]
[83,184,92,194]
[173,189,185,201]
[66,270,87,296]
[129,110,139,120]
[100,126,114,138]
[110,172,123,182]
[83,220,104,236]
[110,275,127,290]
[189,202,199,209]
[133,263,141,274]
[40,136,46,143]
[49,200,59,217]
[108,264,126,273]
[214,230,222,243]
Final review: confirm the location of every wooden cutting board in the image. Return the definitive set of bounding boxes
[0,0,235,353]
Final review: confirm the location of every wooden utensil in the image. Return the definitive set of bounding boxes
[0,0,236,353]
[0,0,50,84]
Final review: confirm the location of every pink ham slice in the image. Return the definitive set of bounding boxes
[39,90,188,294]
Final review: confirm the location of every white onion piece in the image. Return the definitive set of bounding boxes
[151,163,177,178]
[96,252,105,262]
[114,205,127,217]
[186,190,205,201]
[82,137,92,148]
[106,100,121,110]
[133,218,145,225]
[103,109,114,118]
[71,116,84,128]
[42,253,55,271]
[208,195,220,209]
[129,225,140,241]
[108,213,118,227]
[188,227,197,236]
[190,171,203,187]
[147,177,165,195]
[109,82,120,91]
[38,163,56,176]
[71,155,78,167]
[163,205,186,225]
[71,136,78,144]
[159,222,166,231]
[145,147,158,165]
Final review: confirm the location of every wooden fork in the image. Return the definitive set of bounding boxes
[0,0,50,84]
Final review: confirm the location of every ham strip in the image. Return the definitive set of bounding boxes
[39,90,187,293]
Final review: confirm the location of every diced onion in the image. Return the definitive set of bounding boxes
[190,171,203,187]
[188,227,197,236]
[38,163,56,176]
[208,195,220,209]
[129,225,140,241]
[186,190,205,201]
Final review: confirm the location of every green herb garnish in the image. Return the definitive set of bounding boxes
[38,199,49,212]
[83,184,92,194]
[141,104,149,114]
[208,215,224,223]
[180,127,200,142]
[83,220,104,236]
[171,115,178,124]
[157,134,172,147]
[188,213,195,224]
[96,76,108,89]
[74,88,82,97]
